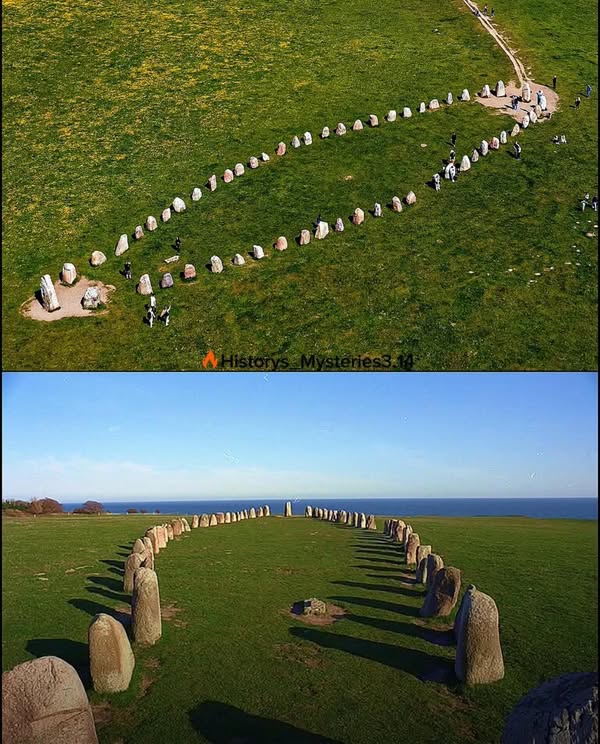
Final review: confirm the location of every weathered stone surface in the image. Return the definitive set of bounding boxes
[425,553,444,588]
[181,518,191,532]
[480,140,489,156]
[249,507,257,518]
[418,102,426,113]
[500,130,508,144]
[387,110,397,121]
[522,113,530,129]
[359,513,367,529]
[210,256,224,273]
[369,114,379,127]
[415,545,432,583]
[403,525,413,548]
[305,506,313,518]
[455,589,504,685]
[454,584,476,640]
[223,169,234,183]
[429,99,440,110]
[481,84,491,98]
[191,187,202,201]
[172,519,182,537]
[352,119,363,131]
[184,263,196,280]
[353,207,365,225]
[315,221,329,239]
[420,566,461,617]
[252,245,265,259]
[2,656,99,744]
[216,513,225,524]
[200,514,209,528]
[263,505,270,517]
[374,202,382,217]
[522,82,532,102]
[501,672,598,744]
[461,88,470,101]
[301,598,327,616]
[233,253,246,266]
[366,515,377,530]
[402,106,412,118]
[143,531,157,558]
[530,110,538,124]
[249,156,259,169]
[132,568,161,645]
[299,229,311,245]
[335,122,347,136]
[285,501,293,517]
[392,196,403,212]
[192,514,199,528]
[161,208,171,223]
[59,263,77,285]
[275,236,288,251]
[303,131,313,145]
[257,507,264,517]
[208,174,217,191]
[334,217,345,231]
[157,526,167,548]
[90,251,107,267]
[321,126,330,138]
[166,524,174,540]
[460,155,471,171]
[133,538,146,555]
[276,142,286,156]
[146,215,158,231]
[231,512,238,522]
[137,274,153,295]
[405,533,421,564]
[123,552,144,593]
[133,225,144,241]
[261,152,270,162]
[234,163,245,176]
[89,613,135,693]
[405,191,417,205]
[172,197,186,213]
[81,287,100,310]
[447,92,453,104]
[490,137,500,150]
[291,135,301,148]
[495,80,506,97]
[159,272,173,289]
[472,149,480,162]
[115,234,129,256]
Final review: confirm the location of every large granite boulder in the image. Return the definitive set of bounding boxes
[387,110,397,121]
[522,82,532,102]
[89,613,135,693]
[161,208,171,222]
[208,174,217,191]
[455,588,504,684]
[429,99,440,110]
[353,208,365,225]
[233,253,246,266]
[90,251,106,266]
[252,245,265,260]
[276,142,286,156]
[172,197,186,213]
[352,119,363,131]
[392,196,403,212]
[495,80,506,97]
[299,229,311,245]
[335,122,347,136]
[415,545,432,583]
[403,106,412,118]
[460,155,471,171]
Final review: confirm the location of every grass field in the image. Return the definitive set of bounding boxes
[2,513,597,743]
[2,0,597,370]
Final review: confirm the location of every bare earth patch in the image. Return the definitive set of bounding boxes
[475,82,558,122]
[20,276,115,322]
[274,642,326,668]
[161,603,188,627]
[287,603,346,626]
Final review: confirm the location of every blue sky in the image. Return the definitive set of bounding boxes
[2,373,597,501]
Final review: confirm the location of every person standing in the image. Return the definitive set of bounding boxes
[147,306,155,328]
[451,132,457,146]
[591,196,598,211]
[552,75,557,90]
[490,7,495,17]
[575,96,581,109]
[124,261,132,280]
[513,142,522,159]
[449,149,456,163]
[580,198,587,212]
[433,173,441,192]
[483,3,488,13]
[586,84,592,98]
[174,236,181,251]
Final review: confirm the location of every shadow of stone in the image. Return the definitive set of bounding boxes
[330,580,421,600]
[69,598,131,628]
[328,594,419,616]
[189,701,343,743]
[26,638,91,688]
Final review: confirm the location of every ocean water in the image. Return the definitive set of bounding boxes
[63,498,598,520]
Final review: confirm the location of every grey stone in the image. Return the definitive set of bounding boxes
[137,274,153,295]
[81,287,100,310]
[211,256,224,273]
[146,216,158,231]
[115,234,129,256]
[90,251,107,267]
[159,272,173,289]
[172,197,186,213]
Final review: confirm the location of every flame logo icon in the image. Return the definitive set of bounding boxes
[202,350,219,369]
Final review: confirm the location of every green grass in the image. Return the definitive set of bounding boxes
[2,513,597,743]
[2,0,597,370]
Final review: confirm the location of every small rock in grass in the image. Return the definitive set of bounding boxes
[429,99,440,110]
[303,131,313,145]
[405,191,417,205]
[352,119,363,131]
[161,208,171,222]
[276,142,287,156]
[495,80,506,97]
[418,102,426,113]
[387,110,397,121]
[191,187,202,201]
[321,126,330,138]
[146,215,158,231]
[353,207,365,225]
[81,287,100,309]
[368,114,379,127]
[275,236,288,251]
[90,251,106,266]
[392,196,403,212]
[253,245,265,259]
[460,155,471,171]
[299,229,311,245]
[447,92,453,104]
[403,106,412,118]
[223,169,234,183]
[261,152,270,161]
[208,174,217,191]
[184,263,196,279]
[334,217,345,231]
[172,197,186,213]
[234,163,245,176]
[374,202,382,217]
[461,88,470,101]
[137,274,153,295]
[471,149,480,162]
[249,156,259,169]
[335,122,347,136]
[233,253,245,266]
[291,135,301,148]
[134,225,144,240]
[211,256,224,273]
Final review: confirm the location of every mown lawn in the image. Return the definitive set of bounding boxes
[2,513,597,743]
[2,0,597,370]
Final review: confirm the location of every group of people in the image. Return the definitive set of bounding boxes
[575,85,593,109]
[580,193,598,212]
[482,4,495,17]
[147,294,172,328]
[552,134,568,145]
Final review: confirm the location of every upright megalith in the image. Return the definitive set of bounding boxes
[192,514,199,528]
[166,524,174,540]
[366,515,377,530]
[335,122,347,136]
[402,106,412,118]
[495,80,506,97]
[182,518,191,532]
[90,251,107,267]
[315,221,329,240]
[133,538,146,555]
[420,566,461,617]
[392,196,403,212]
[216,513,225,524]
[172,197,186,213]
[425,553,445,589]
[40,275,60,312]
[501,672,599,744]
[471,149,479,163]
[275,236,288,251]
[209,514,218,526]
[137,274,153,295]
[521,82,532,102]
[89,613,135,693]
[359,513,367,529]
[455,588,504,684]
[249,508,257,518]
[429,99,440,110]
[461,88,470,101]
[276,142,287,156]
[500,130,508,144]
[352,119,363,131]
[480,140,489,156]
[200,514,209,527]
[369,114,379,127]
[447,92,453,104]
[405,191,417,205]
[258,507,264,517]
[353,208,365,225]
[2,656,99,744]
[415,545,432,583]
[141,537,154,570]
[192,187,202,201]
[405,533,421,564]
[161,208,171,222]
[299,229,311,245]
[171,519,182,537]
[264,505,271,517]
[61,263,77,285]
[460,155,471,172]
[115,234,129,256]
[403,525,413,548]
[132,568,161,645]
[123,553,143,593]
[211,256,224,273]
[285,501,293,517]
[305,506,313,518]
[208,174,218,191]
[418,102,426,113]
[353,512,359,526]
[225,512,232,523]
[157,525,167,549]
[146,215,158,231]
[145,528,159,554]
[231,512,238,522]
[387,110,397,121]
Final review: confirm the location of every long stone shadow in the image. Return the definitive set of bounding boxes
[329,594,420,616]
[69,598,131,628]
[289,627,455,682]
[26,638,91,688]
[189,701,343,743]
[331,580,421,599]
[100,558,125,575]
[87,575,126,593]
[352,564,408,572]
[352,555,405,565]
[345,613,455,647]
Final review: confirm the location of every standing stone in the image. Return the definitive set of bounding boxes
[374,203,382,217]
[530,110,538,124]
[359,513,367,529]
[133,538,146,555]
[137,274,153,295]
[460,155,471,171]
[264,505,270,517]
[480,140,489,156]
[353,208,365,225]
[249,508,256,518]
[257,507,264,518]
[276,142,287,156]
[184,263,196,280]
[454,584,477,640]
[501,673,598,744]
[521,82,532,102]
[144,528,159,555]
[481,84,491,98]
[500,130,508,144]
[233,253,246,266]
[461,89,470,101]
[209,514,217,526]
[146,215,158,231]
[161,208,171,222]
[61,262,77,284]
[90,251,107,267]
[191,187,202,201]
[305,506,313,517]
[234,163,245,176]
[166,524,174,540]
[225,512,231,523]
[402,107,412,118]
[420,566,461,617]
[321,126,330,138]
[211,256,224,273]
[249,157,259,169]
[285,501,293,517]
[447,92,453,104]
[405,533,421,564]
[261,152,270,161]
[511,123,520,136]
[231,512,238,523]
[252,245,265,259]
[200,514,209,527]
[208,175,217,191]
[387,110,397,121]
[132,568,161,645]
[2,656,99,744]
[303,131,313,145]
[490,137,500,150]
[495,80,506,97]
[429,99,440,110]
[89,613,135,693]
[455,589,504,684]
[392,196,403,212]
[366,515,377,530]
[415,545,432,583]
[403,525,413,548]
[115,234,129,257]
[405,191,417,205]
[522,113,530,129]
[334,217,345,232]
[159,272,173,289]
[123,552,144,593]
[223,169,234,183]
[216,513,225,524]
[335,122,347,136]
[315,221,329,239]
[133,225,144,241]
[299,229,311,245]
[418,102,426,113]
[39,275,60,312]
[275,236,288,251]
[471,149,480,162]
[182,518,191,532]
[171,519,182,537]
[291,135,301,148]
[369,114,379,127]
[172,197,186,213]
[352,119,363,131]
[192,515,199,528]
[426,553,445,589]
[244,509,249,518]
